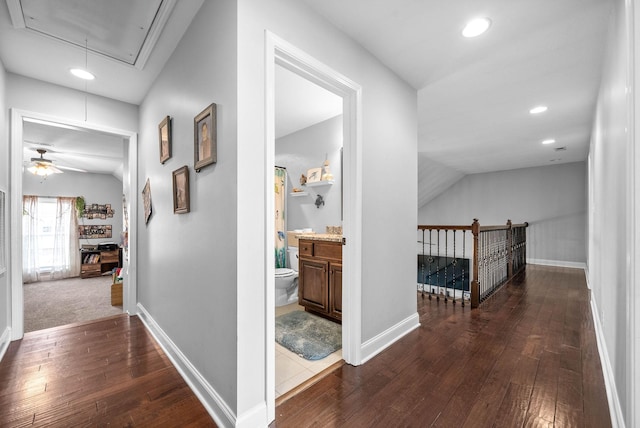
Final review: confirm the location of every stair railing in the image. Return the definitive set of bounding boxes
[418,219,528,308]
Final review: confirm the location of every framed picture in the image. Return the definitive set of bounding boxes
[142,178,152,224]
[306,167,322,183]
[78,225,112,239]
[194,103,217,172]
[172,166,190,214]
[159,116,172,164]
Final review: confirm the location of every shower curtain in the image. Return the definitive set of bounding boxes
[275,167,287,268]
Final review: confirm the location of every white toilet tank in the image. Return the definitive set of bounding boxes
[287,247,299,271]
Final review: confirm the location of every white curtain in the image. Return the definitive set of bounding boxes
[52,197,80,279]
[22,195,40,283]
[23,196,80,282]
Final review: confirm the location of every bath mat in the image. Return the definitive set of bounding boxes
[275,310,341,360]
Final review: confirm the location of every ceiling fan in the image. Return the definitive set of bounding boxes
[25,145,90,175]
[27,148,63,176]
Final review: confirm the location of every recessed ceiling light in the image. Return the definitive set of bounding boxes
[462,17,491,38]
[529,105,548,114]
[70,68,95,80]
[542,139,556,145]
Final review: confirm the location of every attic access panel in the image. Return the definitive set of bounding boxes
[14,0,164,66]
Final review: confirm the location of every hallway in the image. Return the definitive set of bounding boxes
[276,265,611,427]
[0,265,610,426]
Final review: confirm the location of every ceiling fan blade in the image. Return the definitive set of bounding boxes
[56,165,88,173]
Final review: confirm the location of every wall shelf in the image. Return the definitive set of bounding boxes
[305,180,334,188]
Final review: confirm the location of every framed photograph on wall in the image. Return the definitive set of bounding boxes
[159,116,172,164]
[172,166,190,214]
[306,167,322,183]
[142,178,152,224]
[194,103,217,172]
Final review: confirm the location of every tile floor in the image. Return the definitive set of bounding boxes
[275,303,343,398]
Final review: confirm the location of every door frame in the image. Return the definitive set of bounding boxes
[264,31,363,419]
[9,108,138,339]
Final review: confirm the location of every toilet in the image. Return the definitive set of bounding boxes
[275,246,299,307]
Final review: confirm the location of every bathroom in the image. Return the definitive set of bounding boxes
[274,64,344,399]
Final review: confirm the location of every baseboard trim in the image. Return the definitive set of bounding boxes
[527,258,587,269]
[590,297,625,427]
[360,312,420,364]
[0,326,11,362]
[235,402,268,428]
[136,303,236,428]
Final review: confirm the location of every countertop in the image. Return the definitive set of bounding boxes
[295,233,342,243]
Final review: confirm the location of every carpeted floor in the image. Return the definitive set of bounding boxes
[23,275,123,333]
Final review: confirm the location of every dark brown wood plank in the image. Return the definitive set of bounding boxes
[0,315,216,427]
[276,265,611,427]
[0,265,611,427]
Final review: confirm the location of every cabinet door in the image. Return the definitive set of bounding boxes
[329,263,342,320]
[299,258,328,312]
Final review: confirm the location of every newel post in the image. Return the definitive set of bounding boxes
[471,218,480,308]
[506,219,513,279]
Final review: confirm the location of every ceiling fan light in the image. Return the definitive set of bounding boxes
[462,17,491,38]
[28,149,63,176]
[28,164,56,176]
[70,68,95,80]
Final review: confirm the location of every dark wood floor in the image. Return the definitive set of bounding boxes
[0,265,611,427]
[0,315,216,427]
[276,265,612,427]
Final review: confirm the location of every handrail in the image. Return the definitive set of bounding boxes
[417,219,528,309]
[418,225,473,231]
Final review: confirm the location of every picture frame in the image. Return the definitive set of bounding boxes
[172,166,190,214]
[78,225,112,239]
[142,178,152,224]
[306,167,322,183]
[194,103,217,172]
[159,116,172,164]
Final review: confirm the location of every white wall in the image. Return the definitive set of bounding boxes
[418,162,587,265]
[6,74,138,131]
[238,0,417,424]
[23,171,123,248]
[136,0,238,422]
[0,56,9,351]
[588,0,632,425]
[276,115,342,234]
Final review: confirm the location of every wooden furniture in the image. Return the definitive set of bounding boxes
[111,283,123,305]
[80,248,122,279]
[298,238,342,323]
[111,271,123,305]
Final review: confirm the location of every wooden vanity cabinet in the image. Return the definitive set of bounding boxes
[329,263,342,320]
[298,239,342,323]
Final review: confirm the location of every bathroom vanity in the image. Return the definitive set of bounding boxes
[297,235,342,324]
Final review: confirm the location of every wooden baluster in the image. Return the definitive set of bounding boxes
[428,229,434,300]
[451,230,456,305]
[444,230,448,303]
[462,230,466,307]
[436,229,441,301]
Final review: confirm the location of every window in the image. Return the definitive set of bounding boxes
[23,196,80,282]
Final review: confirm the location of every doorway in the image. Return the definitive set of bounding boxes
[9,109,138,340]
[273,63,344,398]
[265,32,363,418]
